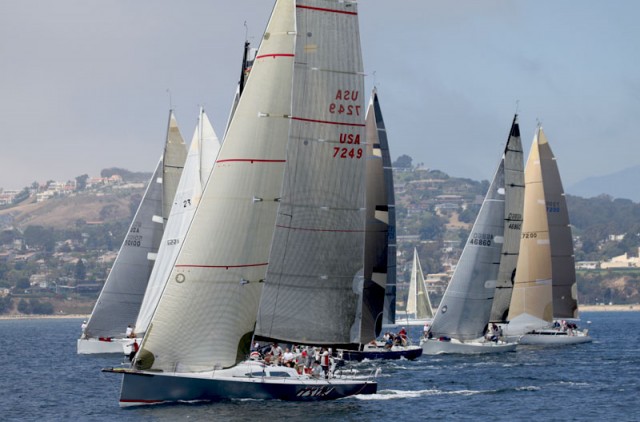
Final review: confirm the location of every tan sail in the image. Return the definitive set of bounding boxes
[507,127,553,330]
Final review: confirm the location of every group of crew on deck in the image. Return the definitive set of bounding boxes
[250,342,333,379]
[380,328,409,349]
[553,320,579,334]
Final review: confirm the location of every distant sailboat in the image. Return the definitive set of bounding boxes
[421,116,522,355]
[505,126,590,345]
[106,0,377,405]
[78,111,187,354]
[403,248,434,326]
[131,108,221,342]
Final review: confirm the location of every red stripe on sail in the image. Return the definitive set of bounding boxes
[292,117,365,127]
[216,159,286,164]
[176,263,269,269]
[255,53,295,59]
[276,224,365,233]
[296,5,357,15]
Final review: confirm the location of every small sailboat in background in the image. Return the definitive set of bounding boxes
[337,89,421,362]
[106,0,377,405]
[402,248,434,326]
[129,108,221,347]
[505,125,591,345]
[78,111,186,354]
[421,116,522,355]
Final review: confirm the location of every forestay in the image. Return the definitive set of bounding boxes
[255,0,367,347]
[138,0,296,372]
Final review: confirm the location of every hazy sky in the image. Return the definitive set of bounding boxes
[1,1,638,190]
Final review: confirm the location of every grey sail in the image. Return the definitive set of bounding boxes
[83,159,164,339]
[538,129,579,318]
[489,115,524,323]
[369,89,397,327]
[430,145,507,340]
[255,0,367,347]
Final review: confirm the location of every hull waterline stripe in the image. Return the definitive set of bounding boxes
[297,5,357,15]
[176,263,268,269]
[120,399,163,404]
[292,117,365,127]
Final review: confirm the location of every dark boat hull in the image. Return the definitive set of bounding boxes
[339,345,423,362]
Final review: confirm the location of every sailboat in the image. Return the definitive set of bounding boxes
[105,0,376,405]
[130,108,221,345]
[336,89,421,362]
[505,126,591,345]
[421,116,523,355]
[402,248,434,326]
[78,111,186,354]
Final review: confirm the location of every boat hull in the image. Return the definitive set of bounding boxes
[519,329,592,345]
[421,338,517,355]
[339,345,423,361]
[77,337,134,355]
[110,366,377,406]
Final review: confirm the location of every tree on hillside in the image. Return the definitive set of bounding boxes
[393,154,413,169]
[75,174,89,191]
[75,259,87,282]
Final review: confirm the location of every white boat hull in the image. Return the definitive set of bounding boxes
[421,338,517,355]
[105,362,377,406]
[519,329,592,345]
[77,337,135,355]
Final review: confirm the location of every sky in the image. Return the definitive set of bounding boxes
[1,0,639,190]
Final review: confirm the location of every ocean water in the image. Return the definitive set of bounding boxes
[1,312,638,421]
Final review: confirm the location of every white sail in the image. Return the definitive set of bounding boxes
[255,0,367,347]
[507,127,554,333]
[538,128,579,319]
[430,149,506,341]
[162,111,188,223]
[134,108,221,337]
[406,248,434,321]
[137,0,296,372]
[489,115,524,322]
[83,158,164,339]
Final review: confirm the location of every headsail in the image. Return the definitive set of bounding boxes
[83,158,164,339]
[507,127,554,331]
[162,111,188,223]
[489,115,524,323]
[255,0,367,347]
[137,0,296,372]
[134,109,221,337]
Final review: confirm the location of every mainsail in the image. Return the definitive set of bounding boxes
[489,115,524,323]
[538,128,579,319]
[507,127,554,330]
[255,0,367,347]
[137,0,296,372]
[162,111,188,223]
[83,158,164,339]
[406,248,434,321]
[134,108,221,337]
[430,136,508,341]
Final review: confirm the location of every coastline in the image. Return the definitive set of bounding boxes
[0,313,90,320]
[580,304,639,312]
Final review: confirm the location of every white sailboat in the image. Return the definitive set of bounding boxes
[505,126,591,345]
[421,116,523,355]
[106,0,376,405]
[130,108,221,344]
[78,111,186,354]
[402,248,434,326]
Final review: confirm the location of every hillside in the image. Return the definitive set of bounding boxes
[568,165,640,202]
